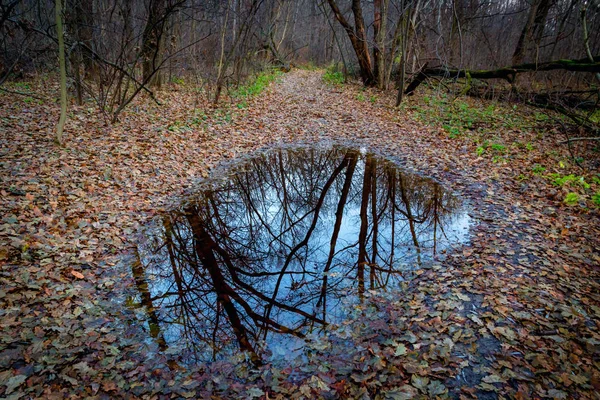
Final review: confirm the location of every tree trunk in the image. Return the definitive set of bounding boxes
[395,4,412,106]
[512,0,554,65]
[326,0,375,86]
[581,4,600,83]
[373,0,382,88]
[55,0,67,146]
[69,0,95,80]
[403,57,600,97]
[141,0,167,86]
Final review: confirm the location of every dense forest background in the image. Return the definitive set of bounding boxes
[1,0,599,111]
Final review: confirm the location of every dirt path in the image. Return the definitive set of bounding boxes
[1,70,599,399]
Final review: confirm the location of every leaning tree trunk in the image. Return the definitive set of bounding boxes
[512,0,554,65]
[326,0,375,86]
[402,57,600,97]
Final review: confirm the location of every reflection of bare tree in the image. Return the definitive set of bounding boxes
[131,250,167,352]
[316,152,358,318]
[131,147,467,364]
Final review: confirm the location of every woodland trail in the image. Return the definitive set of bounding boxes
[1,70,599,399]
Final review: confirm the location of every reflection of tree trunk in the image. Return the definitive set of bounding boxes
[357,156,374,297]
[163,216,186,299]
[317,152,358,316]
[131,251,168,352]
[388,166,396,277]
[398,173,421,265]
[264,155,349,328]
[278,152,291,224]
[370,158,378,289]
[186,205,311,362]
[432,186,439,255]
[185,208,260,364]
[199,201,326,325]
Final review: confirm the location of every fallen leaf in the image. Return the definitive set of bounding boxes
[71,270,85,279]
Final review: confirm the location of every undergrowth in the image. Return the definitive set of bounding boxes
[398,87,600,208]
[231,69,283,106]
[323,64,345,86]
[406,93,532,139]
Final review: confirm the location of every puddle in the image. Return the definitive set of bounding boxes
[125,146,470,365]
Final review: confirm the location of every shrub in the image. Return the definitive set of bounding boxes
[323,64,345,86]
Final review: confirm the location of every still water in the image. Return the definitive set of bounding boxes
[127,146,470,365]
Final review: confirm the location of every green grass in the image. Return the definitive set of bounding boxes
[14,82,31,90]
[592,192,600,206]
[490,143,506,153]
[526,142,534,151]
[410,92,549,143]
[166,109,209,132]
[564,192,579,206]
[475,141,507,157]
[323,64,345,86]
[297,62,319,71]
[410,94,526,140]
[548,173,590,189]
[232,70,283,100]
[532,164,546,174]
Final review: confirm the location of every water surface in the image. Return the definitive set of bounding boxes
[128,146,470,365]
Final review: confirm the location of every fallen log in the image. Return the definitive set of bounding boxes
[403,56,600,96]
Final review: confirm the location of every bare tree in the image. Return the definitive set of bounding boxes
[55,0,67,145]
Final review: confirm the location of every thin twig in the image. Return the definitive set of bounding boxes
[0,87,47,101]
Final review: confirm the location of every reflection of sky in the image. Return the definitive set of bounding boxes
[130,146,471,365]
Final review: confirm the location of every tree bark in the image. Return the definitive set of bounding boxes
[326,0,375,86]
[403,57,600,97]
[55,0,67,146]
[373,0,382,88]
[512,0,554,65]
[141,0,168,87]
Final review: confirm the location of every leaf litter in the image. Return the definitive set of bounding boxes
[1,70,599,399]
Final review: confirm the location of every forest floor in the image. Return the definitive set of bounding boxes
[1,69,599,399]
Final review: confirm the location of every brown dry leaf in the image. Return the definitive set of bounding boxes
[70,270,85,279]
